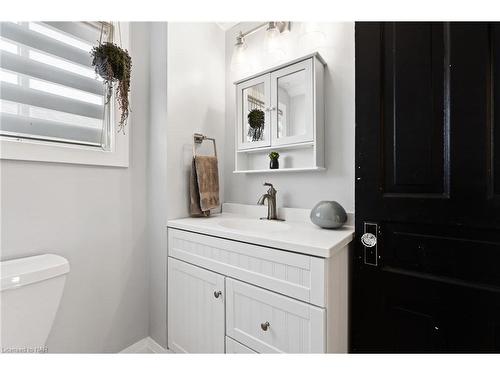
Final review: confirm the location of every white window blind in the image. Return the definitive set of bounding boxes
[0,22,112,148]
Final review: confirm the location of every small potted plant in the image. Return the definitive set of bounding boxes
[91,42,132,133]
[269,151,280,169]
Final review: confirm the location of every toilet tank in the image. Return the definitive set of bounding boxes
[0,254,70,352]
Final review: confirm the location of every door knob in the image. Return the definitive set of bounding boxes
[361,233,377,247]
[362,222,379,266]
[260,321,270,331]
[213,291,222,299]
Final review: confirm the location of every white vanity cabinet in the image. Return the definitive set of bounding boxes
[167,225,350,354]
[234,53,325,174]
[167,257,225,353]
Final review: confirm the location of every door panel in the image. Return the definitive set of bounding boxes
[385,270,500,353]
[167,258,225,353]
[490,25,500,199]
[354,22,500,353]
[382,23,449,196]
[383,223,500,286]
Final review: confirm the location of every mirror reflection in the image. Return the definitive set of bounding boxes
[277,69,307,139]
[243,83,266,142]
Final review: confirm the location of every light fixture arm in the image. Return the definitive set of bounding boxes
[236,22,290,42]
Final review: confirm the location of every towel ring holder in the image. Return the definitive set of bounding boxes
[193,133,217,158]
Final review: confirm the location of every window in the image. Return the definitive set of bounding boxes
[0,22,129,167]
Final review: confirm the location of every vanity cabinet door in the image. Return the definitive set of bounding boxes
[236,74,272,150]
[226,278,326,353]
[168,258,225,353]
[270,58,314,146]
[225,337,257,353]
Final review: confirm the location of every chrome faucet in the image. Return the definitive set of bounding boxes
[257,182,283,221]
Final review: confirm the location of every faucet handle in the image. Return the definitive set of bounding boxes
[263,182,276,195]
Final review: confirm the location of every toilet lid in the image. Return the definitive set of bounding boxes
[1,254,69,291]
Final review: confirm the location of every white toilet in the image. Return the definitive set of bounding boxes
[0,254,70,352]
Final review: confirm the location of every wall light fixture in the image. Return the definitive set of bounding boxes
[230,22,290,72]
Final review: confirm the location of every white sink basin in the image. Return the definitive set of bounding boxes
[217,218,290,233]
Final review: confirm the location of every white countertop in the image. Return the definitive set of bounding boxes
[167,203,354,258]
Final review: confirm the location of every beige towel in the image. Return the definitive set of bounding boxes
[190,155,220,216]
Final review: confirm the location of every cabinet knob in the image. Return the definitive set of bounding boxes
[213,290,222,299]
[260,321,270,331]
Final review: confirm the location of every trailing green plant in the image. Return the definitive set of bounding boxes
[91,42,132,133]
[269,151,280,160]
[247,108,265,141]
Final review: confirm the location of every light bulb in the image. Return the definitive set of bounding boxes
[264,23,281,53]
[264,22,286,62]
[230,32,250,74]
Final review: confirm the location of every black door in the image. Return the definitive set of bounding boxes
[353,22,500,353]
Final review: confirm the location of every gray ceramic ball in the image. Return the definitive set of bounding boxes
[310,201,347,229]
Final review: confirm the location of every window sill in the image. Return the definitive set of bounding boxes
[0,133,129,167]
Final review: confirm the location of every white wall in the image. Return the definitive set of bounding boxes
[147,22,168,348]
[166,22,226,219]
[224,22,355,212]
[0,23,150,353]
[132,22,225,349]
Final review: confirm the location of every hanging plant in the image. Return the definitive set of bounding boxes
[91,42,132,133]
[247,108,265,142]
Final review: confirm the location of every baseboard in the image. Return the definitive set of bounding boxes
[120,337,169,353]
